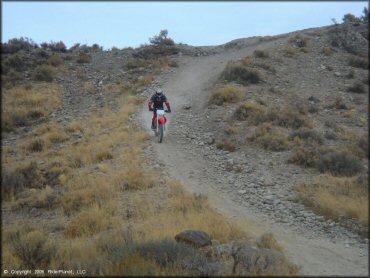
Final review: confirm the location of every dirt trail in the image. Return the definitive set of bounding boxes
[138,40,368,275]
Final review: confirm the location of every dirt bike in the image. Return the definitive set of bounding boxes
[153,109,168,143]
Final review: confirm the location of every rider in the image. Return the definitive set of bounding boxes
[148,87,171,130]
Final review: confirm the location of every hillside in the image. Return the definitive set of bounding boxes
[1,21,369,276]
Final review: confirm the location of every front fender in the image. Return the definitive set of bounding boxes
[158,117,167,125]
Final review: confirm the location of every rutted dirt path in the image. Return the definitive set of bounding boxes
[138,39,369,275]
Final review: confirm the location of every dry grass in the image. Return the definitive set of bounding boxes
[234,101,265,121]
[253,49,269,58]
[216,140,237,152]
[210,84,244,105]
[283,46,296,57]
[256,233,283,252]
[2,84,61,131]
[288,147,318,167]
[4,223,56,269]
[47,54,63,67]
[321,47,334,56]
[64,205,114,238]
[348,56,368,69]
[33,64,55,82]
[221,62,263,85]
[296,174,368,225]
[247,123,291,152]
[132,181,249,244]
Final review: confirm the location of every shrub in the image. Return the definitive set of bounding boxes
[149,29,175,46]
[357,135,369,157]
[256,233,283,252]
[210,85,244,105]
[216,140,236,152]
[47,54,63,67]
[322,47,334,56]
[124,58,150,70]
[77,51,92,63]
[221,63,262,85]
[133,238,197,268]
[248,125,291,151]
[64,206,111,237]
[8,227,55,268]
[33,64,54,82]
[1,37,38,54]
[3,69,22,87]
[288,147,318,167]
[290,35,310,48]
[253,49,269,58]
[36,49,49,58]
[49,41,67,52]
[333,96,349,109]
[296,175,368,227]
[317,150,362,176]
[283,46,296,57]
[347,82,366,93]
[268,107,312,129]
[27,139,44,152]
[300,47,310,53]
[4,54,26,71]
[133,44,179,59]
[2,162,46,200]
[343,13,361,24]
[234,101,265,121]
[346,70,355,79]
[348,56,368,69]
[289,128,323,145]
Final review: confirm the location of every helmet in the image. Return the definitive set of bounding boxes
[155,87,163,96]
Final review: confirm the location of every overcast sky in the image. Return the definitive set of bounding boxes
[2,1,367,49]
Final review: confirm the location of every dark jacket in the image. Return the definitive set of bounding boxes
[148,94,170,111]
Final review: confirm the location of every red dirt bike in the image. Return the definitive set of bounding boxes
[153,109,168,143]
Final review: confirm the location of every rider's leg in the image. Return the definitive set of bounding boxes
[151,112,157,129]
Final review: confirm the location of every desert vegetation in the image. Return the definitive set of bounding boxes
[208,19,368,235]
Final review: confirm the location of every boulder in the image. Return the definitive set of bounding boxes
[175,230,212,247]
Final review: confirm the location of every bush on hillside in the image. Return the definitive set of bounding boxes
[288,147,319,167]
[8,227,55,268]
[210,85,244,105]
[48,41,67,52]
[234,101,265,121]
[221,63,262,85]
[253,49,269,58]
[33,64,55,82]
[317,150,362,176]
[149,29,175,46]
[2,162,45,200]
[347,82,366,94]
[1,37,38,54]
[289,128,323,145]
[4,54,26,71]
[348,56,368,69]
[77,51,92,63]
[47,54,63,67]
